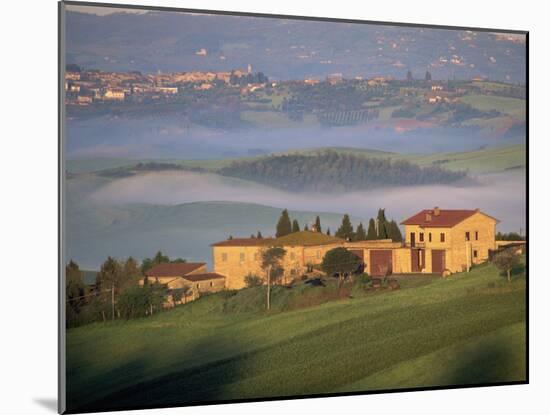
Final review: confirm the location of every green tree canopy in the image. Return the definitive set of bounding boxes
[261,247,286,310]
[66,260,85,314]
[366,218,377,240]
[121,257,141,291]
[292,219,300,233]
[355,222,367,241]
[388,220,403,242]
[276,209,292,237]
[314,216,322,233]
[335,214,354,240]
[492,250,521,282]
[377,209,389,239]
[321,247,362,292]
[96,256,123,293]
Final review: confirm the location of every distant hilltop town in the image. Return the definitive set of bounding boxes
[64,64,526,131]
[64,63,269,105]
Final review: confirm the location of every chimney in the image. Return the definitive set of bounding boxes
[433,207,441,216]
[425,213,432,222]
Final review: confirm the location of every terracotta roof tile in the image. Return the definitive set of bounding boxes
[145,263,205,277]
[182,273,226,282]
[401,209,498,227]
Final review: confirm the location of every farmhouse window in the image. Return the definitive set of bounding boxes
[221,253,228,262]
[473,250,478,258]
[239,252,245,262]
[440,233,445,242]
[475,231,479,240]
[210,281,213,287]
[429,233,432,242]
[419,232,424,242]
[465,232,470,241]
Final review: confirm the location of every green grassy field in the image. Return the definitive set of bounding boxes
[459,95,526,120]
[66,260,526,412]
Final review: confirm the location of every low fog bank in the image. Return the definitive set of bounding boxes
[89,170,526,232]
[67,169,525,269]
[66,117,524,159]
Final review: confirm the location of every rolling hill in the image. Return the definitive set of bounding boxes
[65,259,526,412]
[66,143,526,176]
[66,200,360,270]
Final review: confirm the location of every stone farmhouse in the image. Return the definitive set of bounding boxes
[211,207,499,289]
[140,262,225,294]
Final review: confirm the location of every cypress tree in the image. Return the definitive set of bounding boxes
[326,228,331,236]
[389,220,403,242]
[292,219,300,233]
[304,224,309,231]
[366,218,377,240]
[257,230,263,239]
[377,208,389,239]
[355,222,367,241]
[315,216,322,233]
[276,209,292,237]
[335,214,354,240]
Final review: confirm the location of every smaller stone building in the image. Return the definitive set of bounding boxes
[140,263,226,306]
[141,262,208,288]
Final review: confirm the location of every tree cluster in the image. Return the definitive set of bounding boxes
[334,209,402,242]
[276,210,323,238]
[66,251,188,328]
[219,151,467,192]
[496,231,525,241]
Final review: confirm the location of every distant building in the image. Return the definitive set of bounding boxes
[103,88,125,100]
[327,73,344,85]
[304,79,321,85]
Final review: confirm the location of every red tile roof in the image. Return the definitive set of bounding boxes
[182,273,226,282]
[144,263,205,277]
[401,208,498,227]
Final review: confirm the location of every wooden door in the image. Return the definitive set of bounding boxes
[370,250,393,277]
[432,249,446,274]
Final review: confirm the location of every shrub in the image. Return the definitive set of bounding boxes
[244,274,264,287]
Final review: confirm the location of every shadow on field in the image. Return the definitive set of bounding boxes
[449,339,515,385]
[74,337,246,413]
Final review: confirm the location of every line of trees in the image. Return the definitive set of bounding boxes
[66,251,186,328]
[496,231,526,241]
[275,210,323,237]
[334,209,402,242]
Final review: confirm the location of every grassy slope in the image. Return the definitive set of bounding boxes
[66,261,526,412]
[459,95,526,120]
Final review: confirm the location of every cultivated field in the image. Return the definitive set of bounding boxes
[66,258,526,412]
